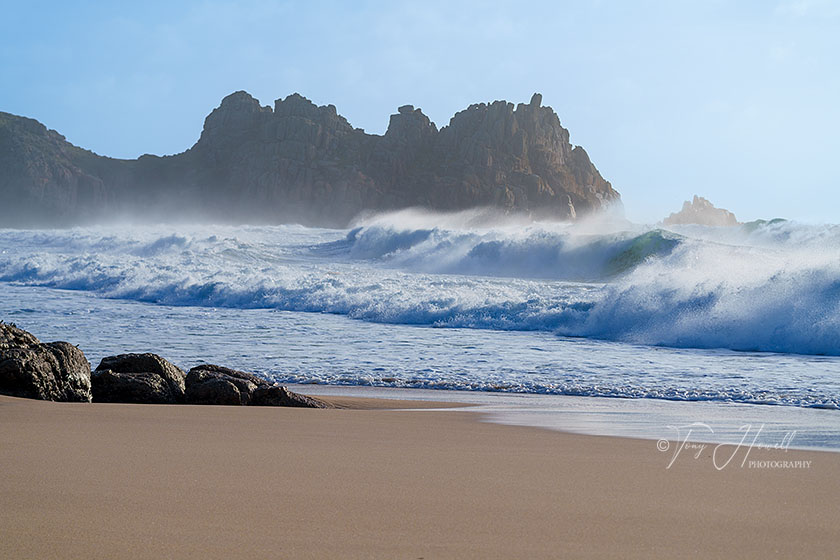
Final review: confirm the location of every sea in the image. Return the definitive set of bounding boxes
[2,209,839,450]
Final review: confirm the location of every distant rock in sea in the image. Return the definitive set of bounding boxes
[663,195,739,227]
[0,92,619,227]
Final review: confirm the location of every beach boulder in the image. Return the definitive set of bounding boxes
[185,363,332,408]
[251,384,331,408]
[90,369,175,404]
[0,322,92,402]
[92,353,186,404]
[185,364,264,405]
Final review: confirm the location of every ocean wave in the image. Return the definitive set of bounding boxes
[331,223,681,281]
[1,220,840,356]
[556,239,840,355]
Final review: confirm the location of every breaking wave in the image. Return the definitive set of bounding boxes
[1,216,839,356]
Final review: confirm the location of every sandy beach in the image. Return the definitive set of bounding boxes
[1,393,838,559]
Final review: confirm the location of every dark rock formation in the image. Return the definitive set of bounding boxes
[0,92,619,227]
[0,325,331,408]
[250,384,331,408]
[664,195,739,227]
[185,364,264,405]
[92,353,186,404]
[185,363,330,408]
[90,369,175,404]
[0,322,40,349]
[0,322,91,402]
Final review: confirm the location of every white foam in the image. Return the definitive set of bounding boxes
[1,218,839,358]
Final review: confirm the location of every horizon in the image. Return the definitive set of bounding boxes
[2,0,838,224]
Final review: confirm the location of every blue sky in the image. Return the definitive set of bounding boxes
[2,0,838,223]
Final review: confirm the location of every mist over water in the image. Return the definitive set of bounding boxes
[1,210,839,408]
[2,211,838,355]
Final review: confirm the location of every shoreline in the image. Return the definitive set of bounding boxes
[287,383,840,453]
[2,393,839,558]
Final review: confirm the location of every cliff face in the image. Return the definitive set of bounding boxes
[0,113,115,225]
[0,92,620,227]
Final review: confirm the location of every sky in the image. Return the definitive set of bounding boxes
[1,0,838,223]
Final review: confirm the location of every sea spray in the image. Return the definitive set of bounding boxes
[1,218,839,356]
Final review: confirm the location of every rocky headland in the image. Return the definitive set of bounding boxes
[0,92,619,227]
